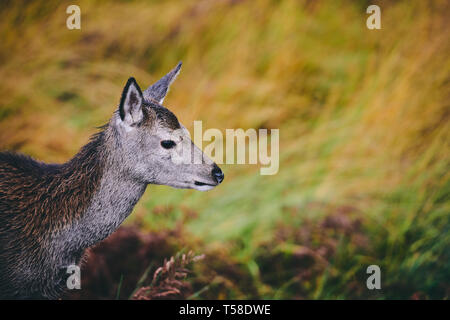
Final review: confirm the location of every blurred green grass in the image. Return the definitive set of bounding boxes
[0,0,449,299]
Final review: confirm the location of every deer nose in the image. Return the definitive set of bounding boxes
[212,165,224,184]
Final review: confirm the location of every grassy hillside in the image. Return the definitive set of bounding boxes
[0,0,449,299]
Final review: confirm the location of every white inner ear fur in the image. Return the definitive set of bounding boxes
[122,85,143,126]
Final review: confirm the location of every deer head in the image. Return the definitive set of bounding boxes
[111,62,223,191]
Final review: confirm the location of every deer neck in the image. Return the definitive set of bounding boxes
[52,129,147,261]
[74,167,147,248]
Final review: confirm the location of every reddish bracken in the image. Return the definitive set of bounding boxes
[132,251,204,300]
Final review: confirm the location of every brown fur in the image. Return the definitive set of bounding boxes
[0,131,105,298]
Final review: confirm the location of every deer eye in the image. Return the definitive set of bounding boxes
[161,140,176,149]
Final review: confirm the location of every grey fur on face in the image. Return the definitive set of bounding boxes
[115,64,220,191]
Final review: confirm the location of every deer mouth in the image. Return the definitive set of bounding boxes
[194,181,216,187]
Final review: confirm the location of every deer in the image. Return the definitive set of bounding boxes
[0,62,224,299]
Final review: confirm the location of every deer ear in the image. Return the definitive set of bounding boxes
[143,61,182,104]
[119,77,144,126]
